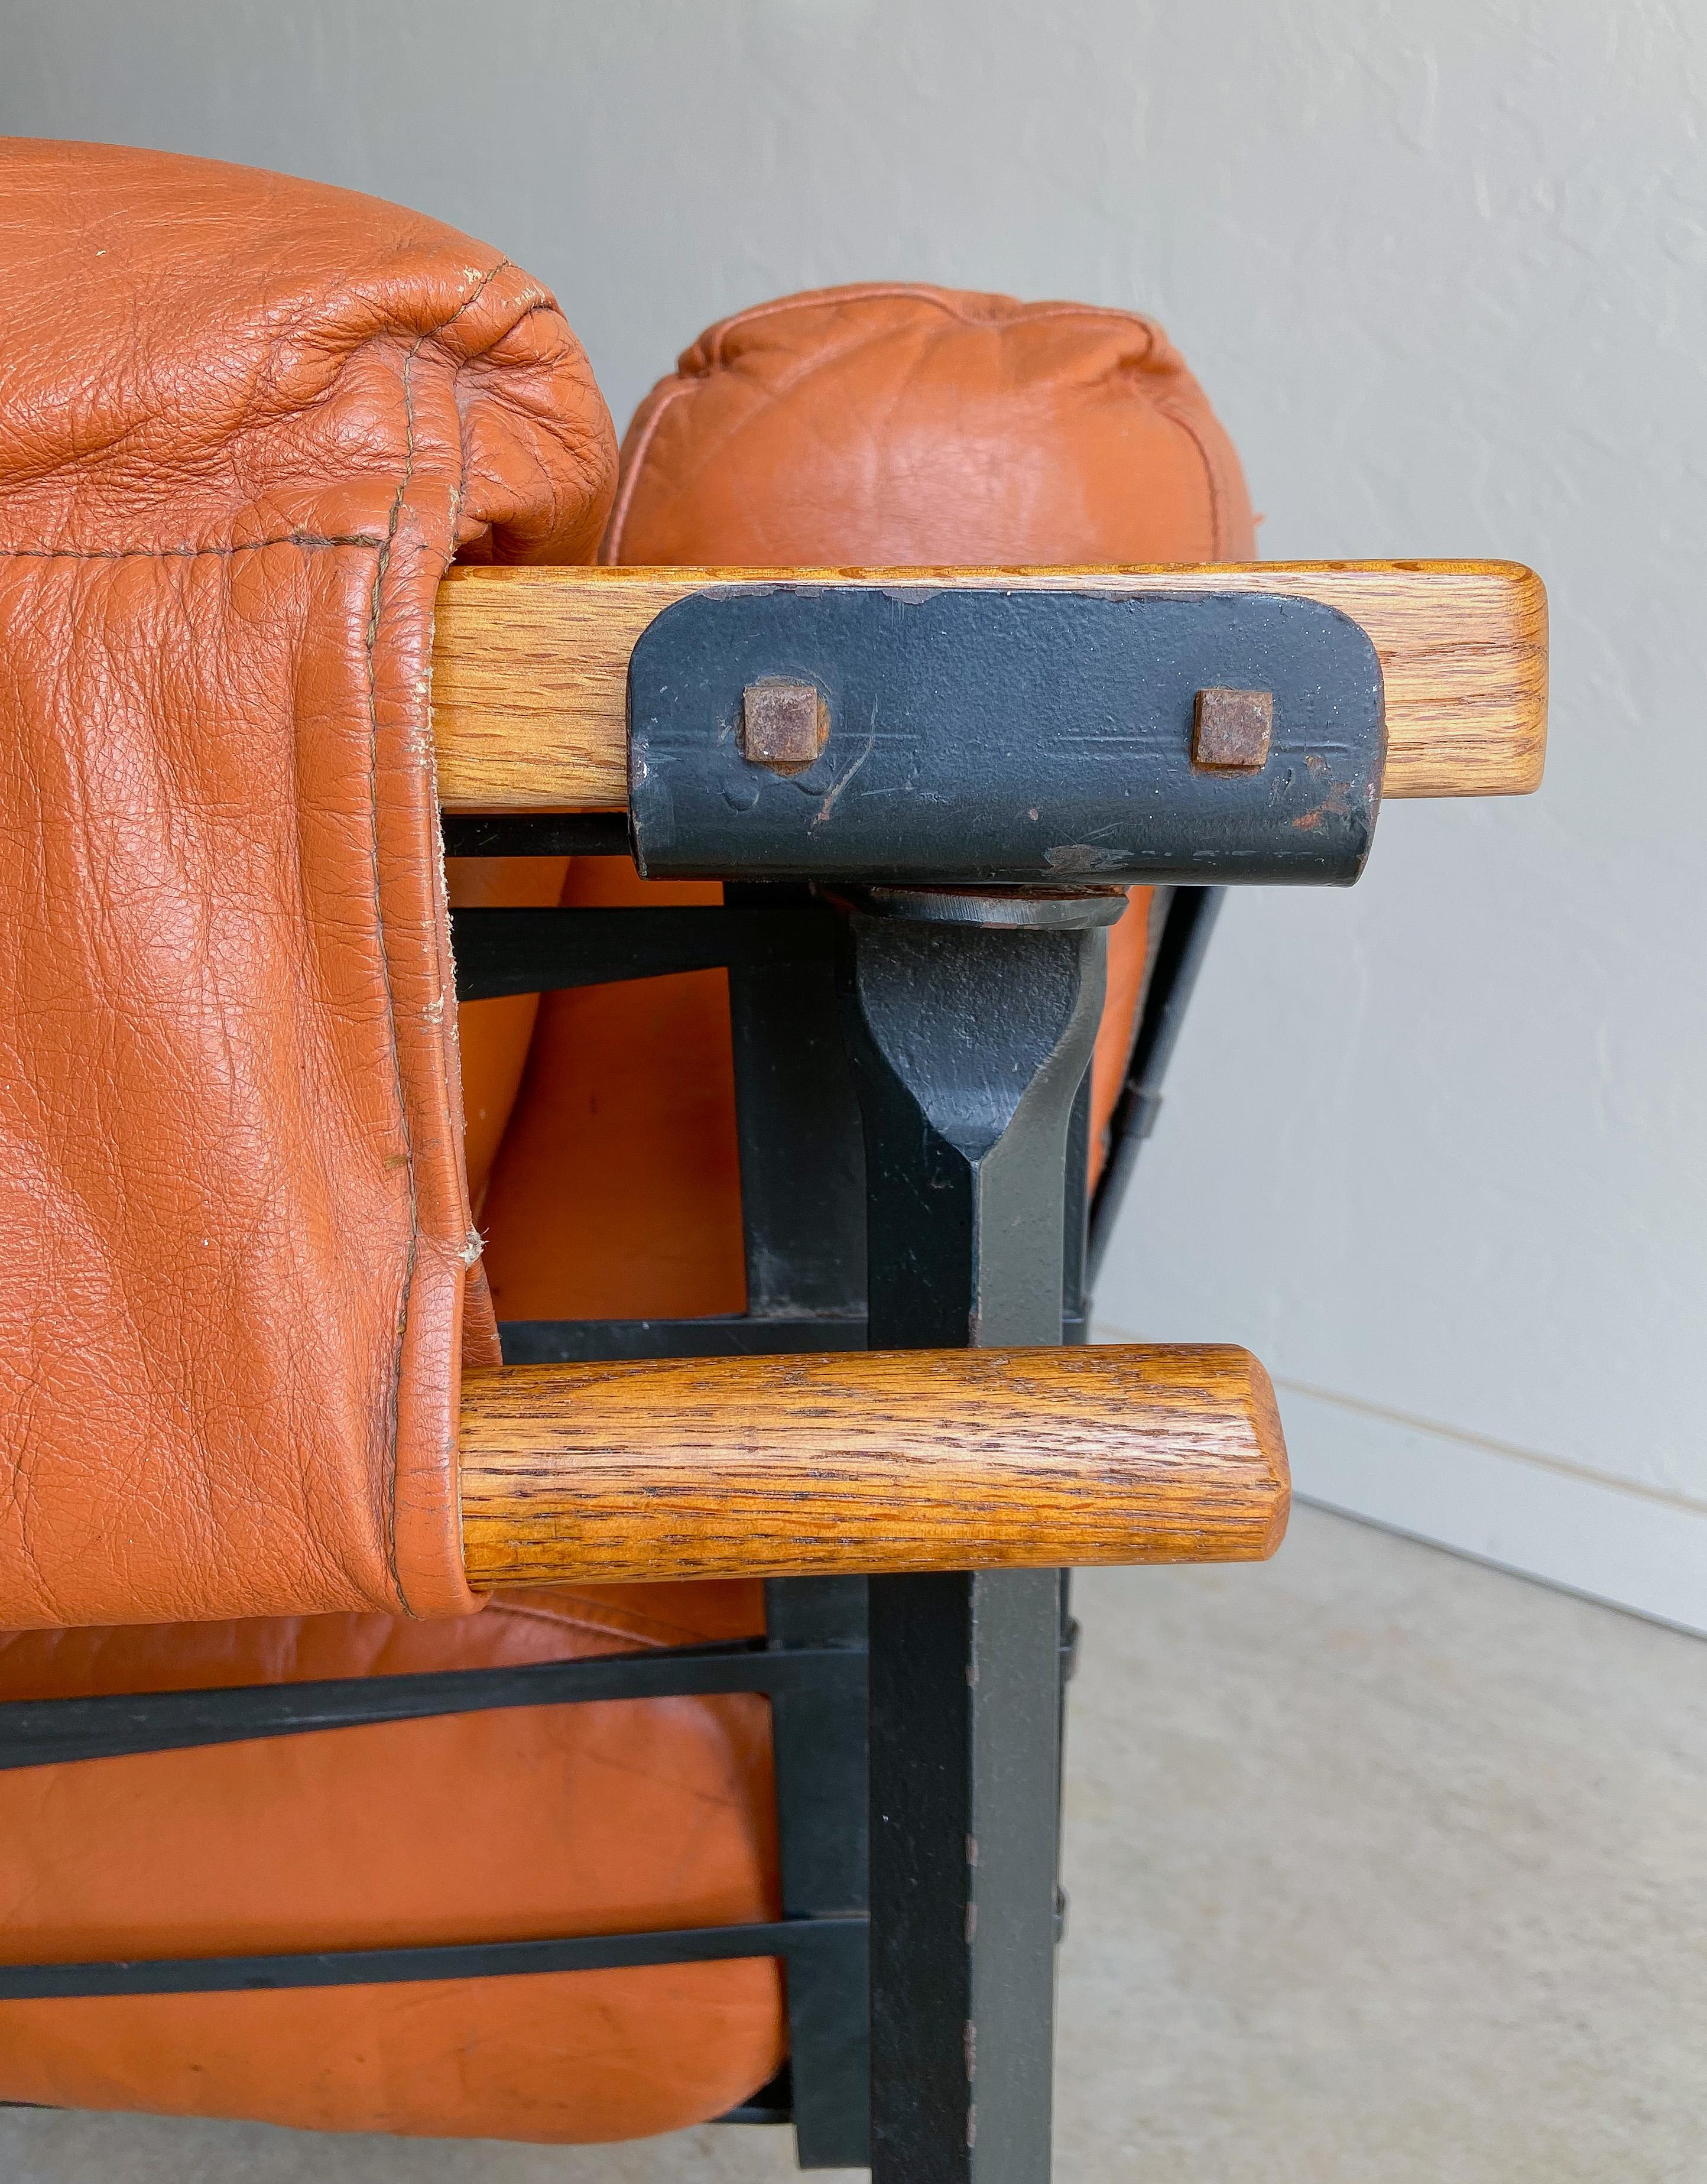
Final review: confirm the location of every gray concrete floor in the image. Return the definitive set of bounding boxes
[4,1506,1703,2181]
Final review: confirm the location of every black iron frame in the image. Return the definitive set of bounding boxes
[0,822,1209,2176]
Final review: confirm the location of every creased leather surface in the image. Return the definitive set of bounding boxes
[0,142,616,1627]
[602,280,1255,569]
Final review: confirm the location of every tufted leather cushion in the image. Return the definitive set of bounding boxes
[607,284,1257,1189]
[603,281,1253,570]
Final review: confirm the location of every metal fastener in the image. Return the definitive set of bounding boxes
[1192,687,1273,769]
[742,679,827,768]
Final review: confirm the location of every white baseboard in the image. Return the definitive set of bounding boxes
[1093,1330,1707,1638]
[1273,1383,1707,1638]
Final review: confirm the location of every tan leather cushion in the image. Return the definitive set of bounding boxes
[0,150,777,2149]
[0,1581,783,2140]
[0,141,616,1628]
[482,859,748,1322]
[604,281,1254,569]
[0,147,784,2149]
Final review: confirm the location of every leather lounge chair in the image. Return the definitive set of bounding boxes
[0,142,1547,2179]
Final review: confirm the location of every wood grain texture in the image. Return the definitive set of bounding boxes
[430,560,1546,811]
[458,1343,1289,1588]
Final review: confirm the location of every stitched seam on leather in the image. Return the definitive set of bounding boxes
[755,313,1163,410]
[0,533,385,559]
[615,294,1174,544]
[364,255,512,1616]
[692,284,1167,355]
[1150,392,1233,555]
[601,378,697,561]
[695,285,1007,353]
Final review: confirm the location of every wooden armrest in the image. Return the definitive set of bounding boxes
[458,1343,1288,1587]
[431,560,1546,812]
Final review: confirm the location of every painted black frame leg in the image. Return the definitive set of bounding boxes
[869,1569,1063,2180]
[839,899,1110,2183]
[766,1575,872,2169]
[726,931,875,2167]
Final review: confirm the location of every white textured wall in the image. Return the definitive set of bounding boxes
[7,0,1705,1625]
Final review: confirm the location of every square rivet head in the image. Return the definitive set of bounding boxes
[742,680,827,768]
[1193,687,1273,769]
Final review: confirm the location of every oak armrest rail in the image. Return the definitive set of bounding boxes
[458,1343,1289,1587]
[431,559,1547,811]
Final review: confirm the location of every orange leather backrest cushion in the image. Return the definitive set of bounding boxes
[605,282,1254,567]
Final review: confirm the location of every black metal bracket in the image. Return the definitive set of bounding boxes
[628,585,1384,888]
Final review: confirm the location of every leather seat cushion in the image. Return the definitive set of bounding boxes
[0,1580,782,2140]
[481,858,747,1323]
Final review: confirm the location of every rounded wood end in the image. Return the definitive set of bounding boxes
[1234,1347,1291,1558]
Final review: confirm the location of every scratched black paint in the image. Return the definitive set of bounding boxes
[628,586,1385,887]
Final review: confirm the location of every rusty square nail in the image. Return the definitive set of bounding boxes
[1192,687,1273,769]
[742,679,827,768]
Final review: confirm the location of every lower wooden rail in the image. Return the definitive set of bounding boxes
[459,1343,1288,1587]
